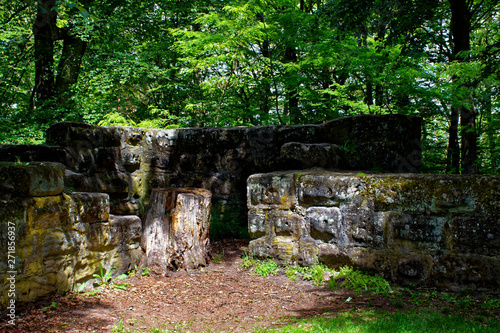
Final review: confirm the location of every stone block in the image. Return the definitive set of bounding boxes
[298,173,364,206]
[280,142,341,170]
[122,148,142,172]
[247,172,296,209]
[248,209,270,239]
[297,237,319,266]
[317,243,351,268]
[271,236,298,265]
[449,216,500,255]
[307,206,346,244]
[321,115,422,172]
[26,195,71,230]
[94,147,121,172]
[109,215,142,247]
[0,145,74,167]
[0,163,63,197]
[276,124,322,145]
[122,127,144,146]
[66,171,129,194]
[47,122,121,147]
[69,192,109,223]
[343,204,384,247]
[273,210,305,239]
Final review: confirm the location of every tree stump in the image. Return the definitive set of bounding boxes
[141,188,212,273]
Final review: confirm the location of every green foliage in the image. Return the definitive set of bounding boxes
[285,266,298,281]
[93,264,114,286]
[329,266,392,295]
[73,282,86,293]
[92,264,131,290]
[285,264,331,286]
[241,250,255,269]
[210,202,249,240]
[141,267,150,277]
[240,252,278,277]
[253,259,279,277]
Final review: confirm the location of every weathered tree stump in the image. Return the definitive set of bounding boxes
[141,188,212,273]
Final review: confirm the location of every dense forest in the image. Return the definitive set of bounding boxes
[0,0,499,174]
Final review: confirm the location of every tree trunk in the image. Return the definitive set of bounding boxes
[449,0,477,173]
[55,33,88,105]
[141,188,212,274]
[32,0,89,112]
[285,46,300,123]
[32,0,57,109]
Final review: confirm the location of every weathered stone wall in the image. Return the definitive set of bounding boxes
[0,163,141,308]
[247,170,500,290]
[0,115,422,219]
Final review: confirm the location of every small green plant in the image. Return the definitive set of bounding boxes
[127,265,138,278]
[309,264,328,286]
[92,264,131,290]
[74,283,86,293]
[14,156,29,166]
[111,319,132,333]
[241,250,256,269]
[212,251,224,264]
[254,259,279,277]
[42,302,58,311]
[93,264,115,286]
[149,328,170,333]
[82,289,101,297]
[142,267,150,277]
[329,266,391,295]
[285,266,298,281]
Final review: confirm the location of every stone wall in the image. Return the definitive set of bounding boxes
[247,170,500,290]
[0,115,422,220]
[0,163,141,308]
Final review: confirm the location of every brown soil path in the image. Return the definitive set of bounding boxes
[1,240,497,332]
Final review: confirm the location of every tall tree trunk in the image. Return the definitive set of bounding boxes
[32,0,89,113]
[32,0,57,109]
[55,33,88,105]
[446,107,460,173]
[449,0,477,173]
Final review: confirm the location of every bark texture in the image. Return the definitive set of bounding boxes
[141,188,212,273]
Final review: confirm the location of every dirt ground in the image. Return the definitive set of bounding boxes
[1,240,498,333]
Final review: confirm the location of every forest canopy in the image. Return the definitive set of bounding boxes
[1,0,499,174]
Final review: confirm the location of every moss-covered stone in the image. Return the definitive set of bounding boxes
[0,187,141,309]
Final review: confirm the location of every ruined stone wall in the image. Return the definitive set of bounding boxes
[247,170,500,290]
[0,163,141,308]
[0,115,422,219]
[0,114,423,306]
